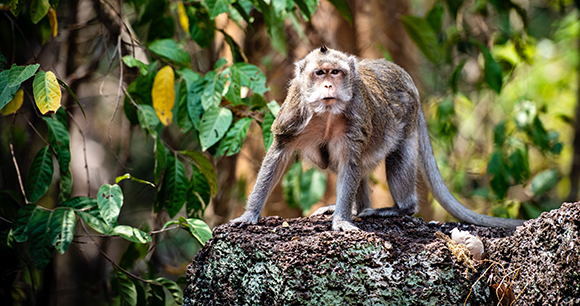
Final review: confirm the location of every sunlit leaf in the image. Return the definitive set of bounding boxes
[12,205,43,242]
[267,100,280,117]
[122,55,149,76]
[116,173,155,187]
[8,63,40,87]
[152,65,175,126]
[0,88,23,115]
[25,146,54,203]
[114,269,138,306]
[262,111,274,152]
[178,217,212,246]
[163,154,188,218]
[33,70,62,114]
[201,70,224,111]
[531,169,558,196]
[148,39,190,66]
[229,63,269,95]
[112,225,152,244]
[47,8,57,36]
[206,0,233,19]
[76,211,112,235]
[180,150,218,197]
[97,184,123,227]
[216,117,252,157]
[137,105,161,138]
[199,106,232,151]
[49,207,75,254]
[30,0,50,24]
[177,2,189,33]
[0,70,20,109]
[255,0,286,55]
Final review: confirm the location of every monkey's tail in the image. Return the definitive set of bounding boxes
[417,110,524,228]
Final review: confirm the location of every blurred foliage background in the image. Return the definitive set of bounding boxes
[1,0,579,305]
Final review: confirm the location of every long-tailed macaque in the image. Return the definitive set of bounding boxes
[232,46,524,231]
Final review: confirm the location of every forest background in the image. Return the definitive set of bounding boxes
[0,0,578,305]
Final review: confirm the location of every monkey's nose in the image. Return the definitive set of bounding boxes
[324,84,332,89]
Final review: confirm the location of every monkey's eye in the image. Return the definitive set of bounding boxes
[315,70,325,76]
[330,69,340,75]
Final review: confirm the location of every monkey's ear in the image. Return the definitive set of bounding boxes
[348,55,357,77]
[294,59,306,78]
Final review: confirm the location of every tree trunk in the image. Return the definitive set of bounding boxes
[183,202,580,305]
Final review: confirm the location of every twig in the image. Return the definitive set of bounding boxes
[9,114,28,204]
[0,215,13,224]
[67,109,91,196]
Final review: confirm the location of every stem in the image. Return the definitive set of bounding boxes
[9,114,28,204]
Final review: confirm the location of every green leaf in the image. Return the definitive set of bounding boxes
[206,0,233,19]
[112,225,152,243]
[49,207,76,254]
[97,184,124,227]
[282,161,302,208]
[61,196,97,210]
[0,70,21,110]
[327,0,353,24]
[178,217,212,246]
[267,100,280,117]
[30,0,50,24]
[163,154,188,218]
[155,277,183,305]
[8,63,40,87]
[116,173,155,188]
[122,55,149,75]
[27,208,54,269]
[449,59,466,93]
[180,150,218,197]
[146,282,168,306]
[230,63,269,95]
[0,51,6,69]
[148,39,191,66]
[76,211,112,235]
[114,269,138,306]
[186,78,205,130]
[299,168,327,211]
[56,78,86,121]
[425,2,444,32]
[262,111,274,152]
[401,15,440,64]
[12,205,43,242]
[186,165,210,218]
[176,81,193,132]
[470,39,503,93]
[154,138,167,184]
[201,70,225,111]
[188,7,215,49]
[294,0,318,20]
[25,146,54,203]
[137,105,161,138]
[531,169,558,196]
[255,0,287,55]
[58,168,72,203]
[216,117,252,157]
[199,106,232,151]
[43,116,71,170]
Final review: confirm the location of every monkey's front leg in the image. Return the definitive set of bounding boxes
[333,160,364,231]
[231,140,292,224]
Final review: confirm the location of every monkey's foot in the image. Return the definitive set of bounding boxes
[332,220,359,231]
[311,204,336,216]
[357,207,413,218]
[230,212,260,224]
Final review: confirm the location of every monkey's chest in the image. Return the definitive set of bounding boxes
[294,114,348,171]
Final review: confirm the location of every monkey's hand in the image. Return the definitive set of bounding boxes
[311,204,336,216]
[230,211,260,224]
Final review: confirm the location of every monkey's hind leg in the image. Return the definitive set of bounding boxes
[358,138,419,218]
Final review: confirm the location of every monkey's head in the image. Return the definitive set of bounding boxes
[294,47,357,115]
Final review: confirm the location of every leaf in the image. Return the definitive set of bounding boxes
[400,15,440,64]
[186,166,210,218]
[61,196,97,210]
[216,117,252,157]
[137,105,161,138]
[185,78,205,130]
[30,0,50,24]
[201,70,224,111]
[12,205,43,242]
[262,111,274,152]
[299,168,327,211]
[44,116,71,170]
[188,7,215,49]
[425,2,444,32]
[148,39,190,66]
[177,2,189,33]
[163,154,188,218]
[470,39,503,93]
[199,106,232,151]
[76,211,112,235]
[8,63,40,87]
[154,138,167,184]
[255,0,287,55]
[327,0,352,24]
[116,173,155,187]
[282,161,302,208]
[0,70,21,109]
[122,55,149,75]
[97,184,124,227]
[146,282,167,306]
[114,269,138,306]
[27,208,54,269]
[449,59,466,94]
[49,207,75,254]
[0,88,23,115]
[267,100,280,117]
[294,0,317,20]
[229,63,269,95]
[25,146,54,203]
[155,277,183,305]
[180,150,218,197]
[58,167,72,203]
[112,225,152,243]
[531,169,558,196]
[176,81,193,132]
[57,78,86,121]
[206,0,233,19]
[183,218,212,246]
[33,70,62,114]
[47,7,57,36]
[152,65,175,126]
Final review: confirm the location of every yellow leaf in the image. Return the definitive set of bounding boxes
[47,8,57,37]
[1,88,24,115]
[177,2,189,33]
[152,66,175,126]
[33,70,61,115]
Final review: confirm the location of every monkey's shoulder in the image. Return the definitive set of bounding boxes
[357,59,406,76]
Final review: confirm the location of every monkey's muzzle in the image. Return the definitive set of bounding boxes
[322,97,336,105]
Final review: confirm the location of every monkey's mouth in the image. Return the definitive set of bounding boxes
[322,97,336,105]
